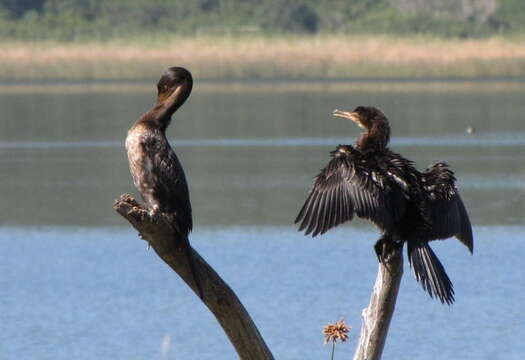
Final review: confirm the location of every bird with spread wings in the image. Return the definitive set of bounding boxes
[295,106,473,304]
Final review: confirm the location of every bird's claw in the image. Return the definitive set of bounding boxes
[374,237,401,264]
[374,239,386,263]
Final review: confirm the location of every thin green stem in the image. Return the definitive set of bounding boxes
[330,341,336,360]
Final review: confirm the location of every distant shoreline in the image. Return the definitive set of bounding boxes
[2,80,524,96]
[2,35,525,81]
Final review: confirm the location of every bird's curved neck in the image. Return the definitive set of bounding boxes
[141,80,192,132]
[356,118,390,152]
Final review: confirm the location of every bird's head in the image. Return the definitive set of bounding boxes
[333,106,387,131]
[156,66,193,105]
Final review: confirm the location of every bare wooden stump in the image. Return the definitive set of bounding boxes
[115,193,403,360]
[113,194,274,360]
[353,249,403,360]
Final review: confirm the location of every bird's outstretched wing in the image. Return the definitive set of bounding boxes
[295,146,406,237]
[422,162,473,252]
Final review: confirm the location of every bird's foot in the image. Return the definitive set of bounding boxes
[122,194,141,207]
[374,236,402,264]
[374,239,386,262]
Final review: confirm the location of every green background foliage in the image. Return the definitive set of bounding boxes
[0,0,524,41]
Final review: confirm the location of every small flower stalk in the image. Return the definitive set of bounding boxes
[323,318,350,360]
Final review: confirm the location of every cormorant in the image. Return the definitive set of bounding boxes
[125,67,203,299]
[295,106,473,304]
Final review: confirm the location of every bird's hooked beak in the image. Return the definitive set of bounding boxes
[158,82,184,105]
[333,109,364,129]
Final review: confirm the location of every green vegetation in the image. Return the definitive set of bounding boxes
[1,0,525,41]
[1,1,525,80]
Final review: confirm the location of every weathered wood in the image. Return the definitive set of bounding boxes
[353,248,403,360]
[114,194,274,360]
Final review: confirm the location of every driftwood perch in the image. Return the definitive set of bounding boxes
[113,194,274,360]
[115,193,402,360]
[353,248,403,360]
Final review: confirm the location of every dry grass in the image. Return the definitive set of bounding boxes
[2,35,525,80]
[2,80,524,95]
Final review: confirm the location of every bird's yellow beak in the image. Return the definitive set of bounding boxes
[333,109,364,128]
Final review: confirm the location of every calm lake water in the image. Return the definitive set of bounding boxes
[0,80,524,359]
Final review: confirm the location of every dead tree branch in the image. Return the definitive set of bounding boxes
[114,193,403,360]
[353,248,403,360]
[113,194,274,360]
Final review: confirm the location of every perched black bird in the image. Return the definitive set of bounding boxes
[125,67,203,299]
[295,106,473,304]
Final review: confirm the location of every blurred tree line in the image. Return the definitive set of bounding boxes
[0,0,524,41]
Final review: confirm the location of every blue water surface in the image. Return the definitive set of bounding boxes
[1,225,523,360]
[1,81,524,359]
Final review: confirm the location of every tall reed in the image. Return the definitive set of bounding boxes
[2,35,525,80]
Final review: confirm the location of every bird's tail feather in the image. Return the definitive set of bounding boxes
[408,242,454,305]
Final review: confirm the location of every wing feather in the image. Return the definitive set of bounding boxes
[423,162,473,252]
[295,146,404,236]
[142,131,193,235]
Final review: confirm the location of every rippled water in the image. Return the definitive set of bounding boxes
[1,226,524,360]
[0,81,524,359]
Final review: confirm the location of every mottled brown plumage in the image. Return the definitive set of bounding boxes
[126,67,203,299]
[295,106,473,304]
